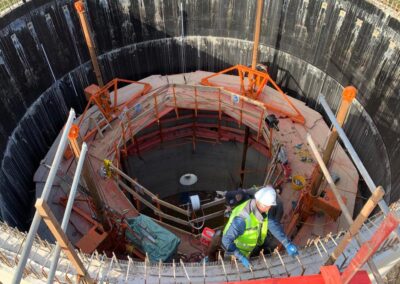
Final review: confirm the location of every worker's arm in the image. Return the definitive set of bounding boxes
[268,218,298,256]
[268,218,290,246]
[221,217,246,259]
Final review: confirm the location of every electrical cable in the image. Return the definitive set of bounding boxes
[188,207,206,231]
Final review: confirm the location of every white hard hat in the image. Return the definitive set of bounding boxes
[255,186,277,206]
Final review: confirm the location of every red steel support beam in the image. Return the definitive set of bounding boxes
[341,212,399,284]
[223,269,370,284]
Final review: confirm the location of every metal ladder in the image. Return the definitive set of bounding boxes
[90,111,112,138]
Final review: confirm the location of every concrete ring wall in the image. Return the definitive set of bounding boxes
[0,0,398,230]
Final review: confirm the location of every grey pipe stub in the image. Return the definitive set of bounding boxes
[179,173,198,186]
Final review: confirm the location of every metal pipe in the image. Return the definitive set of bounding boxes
[75,1,104,87]
[241,0,264,186]
[319,95,400,237]
[12,109,76,284]
[251,0,264,69]
[46,143,88,284]
[240,125,250,187]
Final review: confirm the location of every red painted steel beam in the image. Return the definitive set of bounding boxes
[341,212,399,284]
[126,126,270,157]
[221,270,370,284]
[320,266,343,284]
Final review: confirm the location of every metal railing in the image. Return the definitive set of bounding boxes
[374,0,400,11]
[11,109,76,284]
[0,0,29,16]
[319,95,400,238]
[46,143,88,284]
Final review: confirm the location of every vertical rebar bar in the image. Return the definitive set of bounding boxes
[218,251,228,282]
[275,249,290,277]
[232,255,241,281]
[125,256,132,284]
[180,258,191,283]
[259,250,272,277]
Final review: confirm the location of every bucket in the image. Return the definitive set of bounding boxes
[190,195,201,211]
[292,175,306,190]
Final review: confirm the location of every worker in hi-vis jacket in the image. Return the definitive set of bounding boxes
[222,186,298,269]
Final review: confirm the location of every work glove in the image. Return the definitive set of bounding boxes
[237,254,252,270]
[284,242,299,257]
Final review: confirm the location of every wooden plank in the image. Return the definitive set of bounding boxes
[35,198,94,283]
[201,198,226,209]
[156,211,191,226]
[113,165,190,216]
[157,199,190,217]
[117,181,190,226]
[190,210,225,223]
[117,180,158,211]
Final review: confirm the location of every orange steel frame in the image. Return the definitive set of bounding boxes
[201,64,305,124]
[104,84,273,164]
[77,82,275,172]
[78,78,151,134]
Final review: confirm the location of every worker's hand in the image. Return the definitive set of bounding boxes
[237,255,252,270]
[284,242,299,257]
